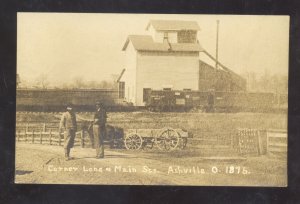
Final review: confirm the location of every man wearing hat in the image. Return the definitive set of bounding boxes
[207,89,215,113]
[93,101,107,158]
[59,103,77,161]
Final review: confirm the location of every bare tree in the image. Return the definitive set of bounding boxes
[51,74,120,89]
[35,73,49,89]
[111,74,119,89]
[73,76,85,89]
[242,70,288,94]
[62,82,71,89]
[86,80,97,89]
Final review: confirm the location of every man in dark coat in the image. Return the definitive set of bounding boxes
[207,90,215,113]
[93,101,107,158]
[59,103,77,161]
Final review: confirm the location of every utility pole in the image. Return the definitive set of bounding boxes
[215,20,219,71]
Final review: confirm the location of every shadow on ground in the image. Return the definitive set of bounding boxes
[72,154,138,160]
[15,170,33,175]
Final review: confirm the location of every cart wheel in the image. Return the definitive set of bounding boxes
[155,128,180,150]
[124,133,143,150]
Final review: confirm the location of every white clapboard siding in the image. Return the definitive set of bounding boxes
[135,52,199,106]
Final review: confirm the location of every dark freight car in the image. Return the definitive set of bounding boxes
[144,89,287,112]
[16,88,122,111]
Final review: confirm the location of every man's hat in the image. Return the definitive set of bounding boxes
[66,103,74,108]
[96,101,105,108]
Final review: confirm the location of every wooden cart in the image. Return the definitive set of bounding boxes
[123,127,192,151]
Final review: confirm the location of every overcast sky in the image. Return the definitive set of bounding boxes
[17,13,289,86]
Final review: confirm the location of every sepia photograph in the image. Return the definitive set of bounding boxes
[15,13,289,186]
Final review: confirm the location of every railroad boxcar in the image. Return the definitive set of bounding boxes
[143,89,286,112]
[16,88,125,111]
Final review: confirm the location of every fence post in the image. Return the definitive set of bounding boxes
[25,129,27,142]
[43,123,46,132]
[49,130,52,145]
[81,130,84,148]
[25,123,29,143]
[40,128,43,144]
[26,123,29,133]
[238,129,243,154]
[256,130,260,155]
[258,130,267,155]
[255,129,259,155]
[58,132,62,146]
[32,130,35,143]
[266,131,269,153]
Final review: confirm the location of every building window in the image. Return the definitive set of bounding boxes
[164,32,168,38]
[177,30,197,43]
[163,32,168,42]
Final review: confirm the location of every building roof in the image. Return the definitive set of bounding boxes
[122,35,169,51]
[122,35,203,52]
[199,52,247,90]
[170,43,203,52]
[146,20,201,31]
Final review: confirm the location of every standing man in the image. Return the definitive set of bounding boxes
[93,101,107,158]
[207,90,215,113]
[59,103,77,161]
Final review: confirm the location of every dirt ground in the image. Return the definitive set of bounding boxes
[15,112,287,186]
[15,143,286,186]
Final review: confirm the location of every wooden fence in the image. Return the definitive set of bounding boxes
[266,129,287,153]
[237,128,287,155]
[16,123,287,155]
[16,123,93,147]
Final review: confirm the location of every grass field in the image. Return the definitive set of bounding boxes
[15,111,287,186]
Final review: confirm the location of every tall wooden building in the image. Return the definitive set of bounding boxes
[120,20,246,106]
